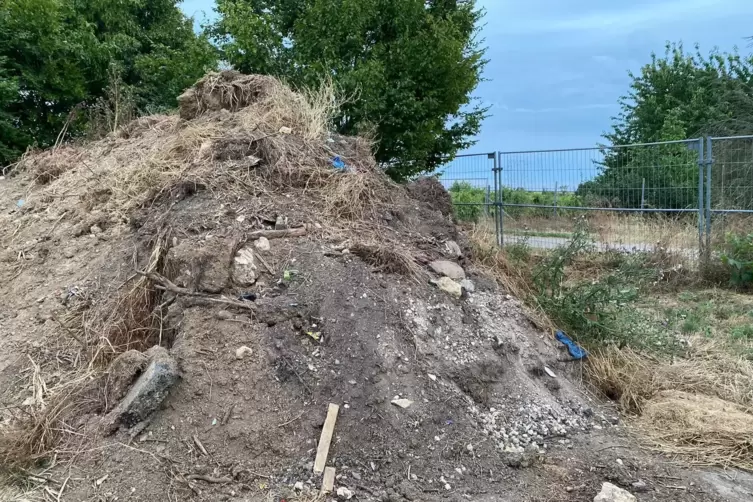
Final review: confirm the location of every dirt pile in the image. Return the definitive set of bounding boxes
[0,72,696,502]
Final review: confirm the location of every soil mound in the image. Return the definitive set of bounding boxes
[0,74,598,501]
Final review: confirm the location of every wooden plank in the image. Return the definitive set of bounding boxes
[313,403,339,474]
[321,466,336,494]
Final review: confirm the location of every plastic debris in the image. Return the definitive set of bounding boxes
[279,126,293,134]
[306,331,322,342]
[16,199,24,207]
[238,292,257,302]
[544,366,557,378]
[555,330,588,360]
[332,156,347,170]
[235,346,253,360]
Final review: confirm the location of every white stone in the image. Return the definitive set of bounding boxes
[433,277,462,298]
[593,482,636,502]
[254,236,270,251]
[444,240,462,257]
[391,398,414,409]
[235,346,253,359]
[460,279,475,293]
[336,487,354,499]
[233,247,257,285]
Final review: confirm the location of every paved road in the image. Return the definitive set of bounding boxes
[504,234,696,257]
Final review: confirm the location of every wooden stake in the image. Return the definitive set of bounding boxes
[321,467,336,494]
[313,403,339,474]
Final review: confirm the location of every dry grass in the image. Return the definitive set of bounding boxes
[586,341,753,470]
[637,391,753,471]
[0,235,170,469]
[351,240,427,283]
[23,70,390,225]
[0,359,95,468]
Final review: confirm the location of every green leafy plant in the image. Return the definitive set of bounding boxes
[720,233,753,288]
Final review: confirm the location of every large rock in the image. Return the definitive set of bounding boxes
[432,277,462,298]
[233,246,258,285]
[103,346,179,432]
[594,483,636,502]
[429,260,466,280]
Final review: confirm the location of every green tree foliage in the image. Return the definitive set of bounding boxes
[578,43,753,209]
[211,0,488,180]
[0,0,217,166]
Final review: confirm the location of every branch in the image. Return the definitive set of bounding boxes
[249,226,307,240]
[133,270,256,312]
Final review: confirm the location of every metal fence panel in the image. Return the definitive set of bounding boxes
[498,140,703,260]
[435,153,498,242]
[436,135,753,267]
[707,136,753,255]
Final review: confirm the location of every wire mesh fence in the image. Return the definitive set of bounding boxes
[707,136,753,256]
[436,135,753,266]
[498,140,703,257]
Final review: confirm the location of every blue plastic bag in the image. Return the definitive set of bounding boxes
[555,330,588,360]
[332,156,347,170]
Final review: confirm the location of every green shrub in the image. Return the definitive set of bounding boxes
[530,219,677,352]
[720,233,753,288]
[449,181,488,222]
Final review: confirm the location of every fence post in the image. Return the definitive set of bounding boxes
[705,137,713,261]
[640,178,646,214]
[492,152,503,246]
[697,138,705,261]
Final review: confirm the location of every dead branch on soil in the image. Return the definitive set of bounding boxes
[133,270,256,313]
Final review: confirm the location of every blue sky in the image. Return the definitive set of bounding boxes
[180,0,753,189]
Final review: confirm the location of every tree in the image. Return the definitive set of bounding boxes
[578,43,753,209]
[0,0,217,166]
[211,0,488,180]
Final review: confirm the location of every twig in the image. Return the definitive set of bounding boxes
[186,474,232,484]
[255,252,275,274]
[280,355,313,395]
[19,468,60,485]
[51,313,87,349]
[193,434,209,456]
[56,476,70,502]
[222,403,235,425]
[134,269,255,312]
[249,227,307,240]
[277,411,304,428]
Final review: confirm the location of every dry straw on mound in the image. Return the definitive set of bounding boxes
[25,70,391,223]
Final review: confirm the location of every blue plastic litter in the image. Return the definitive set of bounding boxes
[555,330,588,360]
[332,156,347,170]
[16,199,24,207]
